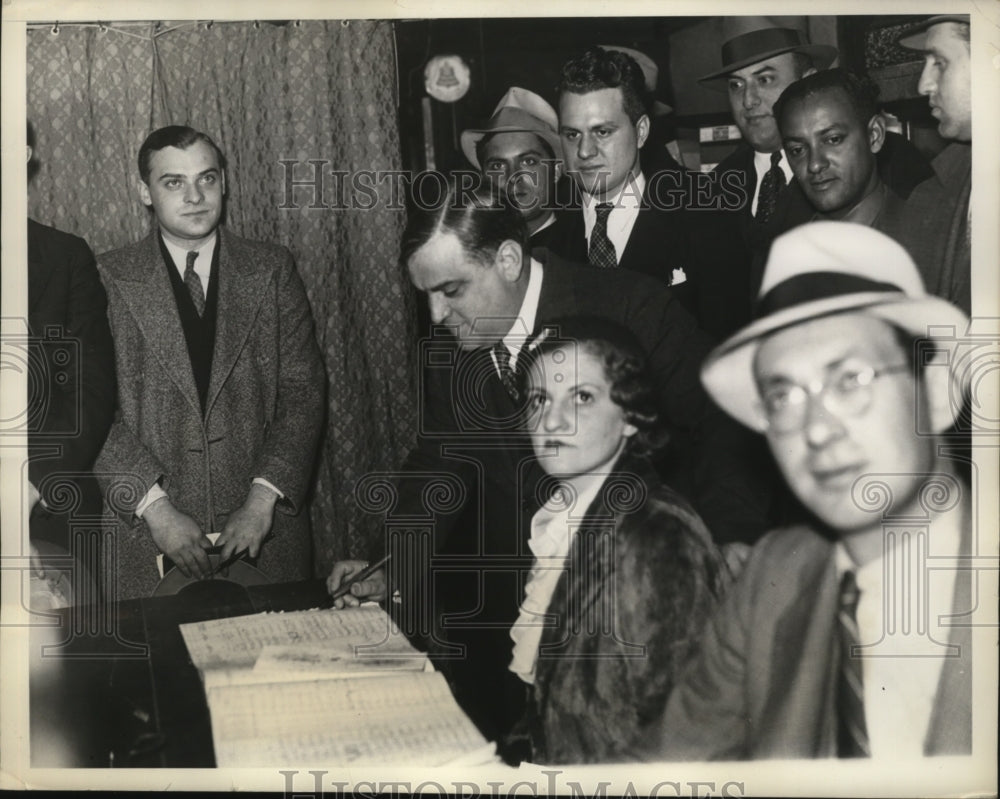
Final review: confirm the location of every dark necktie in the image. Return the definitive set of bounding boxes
[836,570,871,758]
[493,341,520,403]
[588,202,617,269]
[184,250,205,316]
[755,151,786,225]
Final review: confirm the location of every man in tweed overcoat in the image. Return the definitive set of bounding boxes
[95,126,324,600]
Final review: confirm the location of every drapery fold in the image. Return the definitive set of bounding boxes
[27,20,416,573]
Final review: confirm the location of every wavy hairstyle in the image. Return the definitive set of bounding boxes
[524,315,667,456]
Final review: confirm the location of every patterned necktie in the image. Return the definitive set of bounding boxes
[493,341,520,403]
[755,151,786,225]
[184,250,205,316]
[588,202,617,268]
[836,570,871,758]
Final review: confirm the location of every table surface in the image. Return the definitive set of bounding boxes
[30,578,335,768]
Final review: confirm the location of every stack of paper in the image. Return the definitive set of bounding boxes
[179,606,494,766]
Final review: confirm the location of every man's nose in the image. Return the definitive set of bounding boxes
[577,134,597,160]
[803,391,846,448]
[742,83,760,110]
[183,182,203,204]
[807,146,828,174]
[428,293,449,324]
[916,62,935,97]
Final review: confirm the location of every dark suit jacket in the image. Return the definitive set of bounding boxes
[544,174,697,321]
[94,227,325,600]
[391,251,764,740]
[527,454,725,764]
[655,515,973,760]
[27,219,116,549]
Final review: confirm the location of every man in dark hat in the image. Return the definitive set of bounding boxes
[460,87,564,248]
[898,15,971,314]
[699,16,836,306]
[652,222,973,760]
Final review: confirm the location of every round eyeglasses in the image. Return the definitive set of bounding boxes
[757,362,911,434]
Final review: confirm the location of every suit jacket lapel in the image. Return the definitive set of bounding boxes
[112,232,201,414]
[765,542,839,755]
[926,505,973,754]
[206,227,271,414]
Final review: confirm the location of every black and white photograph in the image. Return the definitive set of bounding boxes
[1,0,996,794]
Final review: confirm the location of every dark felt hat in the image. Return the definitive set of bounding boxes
[700,16,838,88]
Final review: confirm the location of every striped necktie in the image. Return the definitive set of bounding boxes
[588,202,617,268]
[836,570,871,758]
[184,250,206,316]
[492,341,520,403]
[756,151,786,225]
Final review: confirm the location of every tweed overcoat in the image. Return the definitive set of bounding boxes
[95,227,325,600]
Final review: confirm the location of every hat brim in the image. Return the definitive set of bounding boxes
[897,15,970,51]
[652,99,674,117]
[701,292,970,432]
[460,126,563,170]
[699,43,838,89]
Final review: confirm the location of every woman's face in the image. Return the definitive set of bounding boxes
[525,343,636,485]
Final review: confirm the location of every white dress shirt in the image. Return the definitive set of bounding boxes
[582,172,646,265]
[834,502,963,758]
[490,257,544,375]
[750,149,793,217]
[161,232,216,296]
[509,472,609,684]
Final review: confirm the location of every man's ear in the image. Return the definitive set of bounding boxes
[220,169,227,196]
[137,179,152,207]
[635,114,651,149]
[495,239,525,282]
[921,348,960,433]
[868,113,886,154]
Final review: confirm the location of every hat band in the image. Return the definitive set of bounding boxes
[485,106,557,135]
[721,27,806,67]
[755,272,904,318]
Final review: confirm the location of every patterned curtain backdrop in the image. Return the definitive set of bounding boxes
[26,20,416,574]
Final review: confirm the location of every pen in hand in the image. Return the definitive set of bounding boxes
[329,555,390,601]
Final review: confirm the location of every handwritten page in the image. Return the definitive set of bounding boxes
[207,671,492,766]
[179,605,413,671]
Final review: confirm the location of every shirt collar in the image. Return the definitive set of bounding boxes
[502,257,544,368]
[583,170,646,213]
[753,148,794,185]
[161,231,218,272]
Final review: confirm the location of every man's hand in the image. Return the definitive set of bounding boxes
[144,497,213,579]
[216,483,278,564]
[326,560,387,608]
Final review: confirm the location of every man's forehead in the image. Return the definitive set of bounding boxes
[148,142,220,175]
[559,86,627,117]
[754,313,901,374]
[482,130,549,159]
[728,51,800,81]
[784,87,857,126]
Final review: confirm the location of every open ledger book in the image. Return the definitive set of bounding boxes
[179,605,495,767]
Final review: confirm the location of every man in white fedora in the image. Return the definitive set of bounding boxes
[460,87,563,247]
[652,221,973,760]
[897,14,971,315]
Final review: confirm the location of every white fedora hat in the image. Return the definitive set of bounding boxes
[701,222,970,431]
[460,87,561,170]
